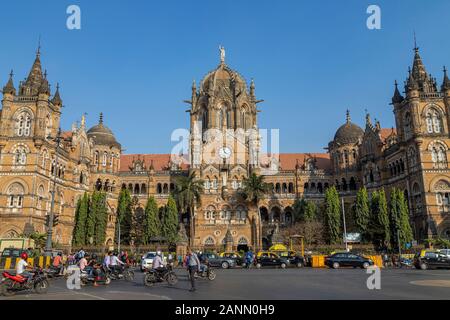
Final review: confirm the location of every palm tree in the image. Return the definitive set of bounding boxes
[241,172,270,250]
[173,171,204,246]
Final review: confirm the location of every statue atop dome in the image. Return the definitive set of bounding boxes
[219,45,225,64]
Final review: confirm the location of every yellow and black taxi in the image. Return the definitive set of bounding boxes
[219,252,243,266]
[277,251,305,268]
[255,251,289,269]
[414,250,450,270]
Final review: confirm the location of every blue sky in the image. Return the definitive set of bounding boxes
[1,0,449,154]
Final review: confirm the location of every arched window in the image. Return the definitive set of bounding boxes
[412,183,422,215]
[241,109,246,130]
[202,110,208,131]
[275,183,281,194]
[204,236,215,246]
[13,147,27,166]
[220,205,231,220]
[157,183,162,194]
[408,147,417,168]
[102,152,107,166]
[288,183,294,194]
[94,151,99,165]
[163,183,168,194]
[37,185,45,210]
[7,183,25,208]
[404,112,412,139]
[282,183,287,193]
[236,205,247,220]
[434,180,450,213]
[205,205,216,220]
[426,109,442,133]
[212,177,218,190]
[430,142,447,168]
[16,112,32,137]
[204,178,211,190]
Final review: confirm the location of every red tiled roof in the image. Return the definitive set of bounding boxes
[120,154,189,172]
[61,131,73,139]
[120,153,331,172]
[379,128,396,142]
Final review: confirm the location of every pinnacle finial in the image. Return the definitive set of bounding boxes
[413,31,419,53]
[9,70,13,79]
[99,112,103,124]
[346,109,351,123]
[36,36,41,57]
[444,66,448,75]
[219,45,225,64]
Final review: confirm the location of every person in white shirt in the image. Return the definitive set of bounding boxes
[109,252,125,274]
[16,252,33,281]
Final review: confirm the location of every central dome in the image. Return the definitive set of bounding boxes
[333,111,364,144]
[87,113,121,148]
[200,62,247,94]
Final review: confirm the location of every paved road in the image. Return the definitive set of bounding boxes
[1,267,450,300]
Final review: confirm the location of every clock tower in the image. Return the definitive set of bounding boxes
[186,47,262,250]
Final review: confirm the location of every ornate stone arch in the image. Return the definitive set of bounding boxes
[428,175,450,192]
[421,103,445,118]
[427,140,448,151]
[203,235,216,246]
[4,179,29,194]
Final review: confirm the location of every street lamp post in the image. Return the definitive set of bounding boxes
[44,128,63,256]
[341,197,349,252]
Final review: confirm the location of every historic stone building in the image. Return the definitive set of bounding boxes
[1,44,449,249]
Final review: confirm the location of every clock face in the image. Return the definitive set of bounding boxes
[219,147,232,159]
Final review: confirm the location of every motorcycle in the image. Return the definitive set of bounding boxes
[0,267,49,296]
[79,265,111,286]
[143,265,178,287]
[45,265,66,279]
[399,257,413,269]
[190,263,216,281]
[105,264,135,281]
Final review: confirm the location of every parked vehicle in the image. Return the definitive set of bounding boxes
[143,265,178,287]
[325,252,374,269]
[276,251,305,268]
[414,250,450,270]
[201,252,236,269]
[0,267,49,296]
[399,257,413,269]
[0,248,27,258]
[219,252,243,266]
[79,265,111,286]
[438,249,450,258]
[140,252,157,272]
[255,252,288,269]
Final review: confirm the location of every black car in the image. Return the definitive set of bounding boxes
[286,255,305,268]
[200,253,236,269]
[414,251,450,270]
[325,252,374,269]
[255,252,289,269]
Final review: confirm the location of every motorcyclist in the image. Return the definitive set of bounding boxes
[245,249,254,269]
[88,254,101,287]
[109,251,125,275]
[152,250,166,278]
[52,252,63,274]
[16,252,33,282]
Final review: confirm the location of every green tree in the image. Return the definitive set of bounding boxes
[369,189,390,247]
[293,198,317,222]
[93,191,108,245]
[72,192,89,246]
[117,188,132,245]
[143,196,160,244]
[162,195,179,244]
[324,186,341,244]
[84,193,96,245]
[389,188,414,249]
[241,172,270,250]
[354,187,370,240]
[173,172,204,245]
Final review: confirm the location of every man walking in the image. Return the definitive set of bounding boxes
[187,247,200,292]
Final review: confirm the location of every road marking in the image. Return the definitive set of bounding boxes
[410,280,450,288]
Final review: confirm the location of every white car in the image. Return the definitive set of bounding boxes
[140,252,167,271]
[140,252,156,272]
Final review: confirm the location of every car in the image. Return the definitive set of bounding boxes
[255,252,289,269]
[274,251,305,268]
[200,252,236,269]
[325,252,374,269]
[219,252,243,266]
[437,248,450,258]
[1,248,27,258]
[414,250,450,270]
[140,252,157,272]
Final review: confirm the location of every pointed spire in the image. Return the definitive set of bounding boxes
[411,39,428,82]
[51,83,62,105]
[365,111,372,127]
[442,66,450,92]
[345,109,351,123]
[3,70,16,95]
[250,78,255,97]
[99,112,104,125]
[392,80,404,104]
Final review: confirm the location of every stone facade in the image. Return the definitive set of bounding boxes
[1,45,449,249]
